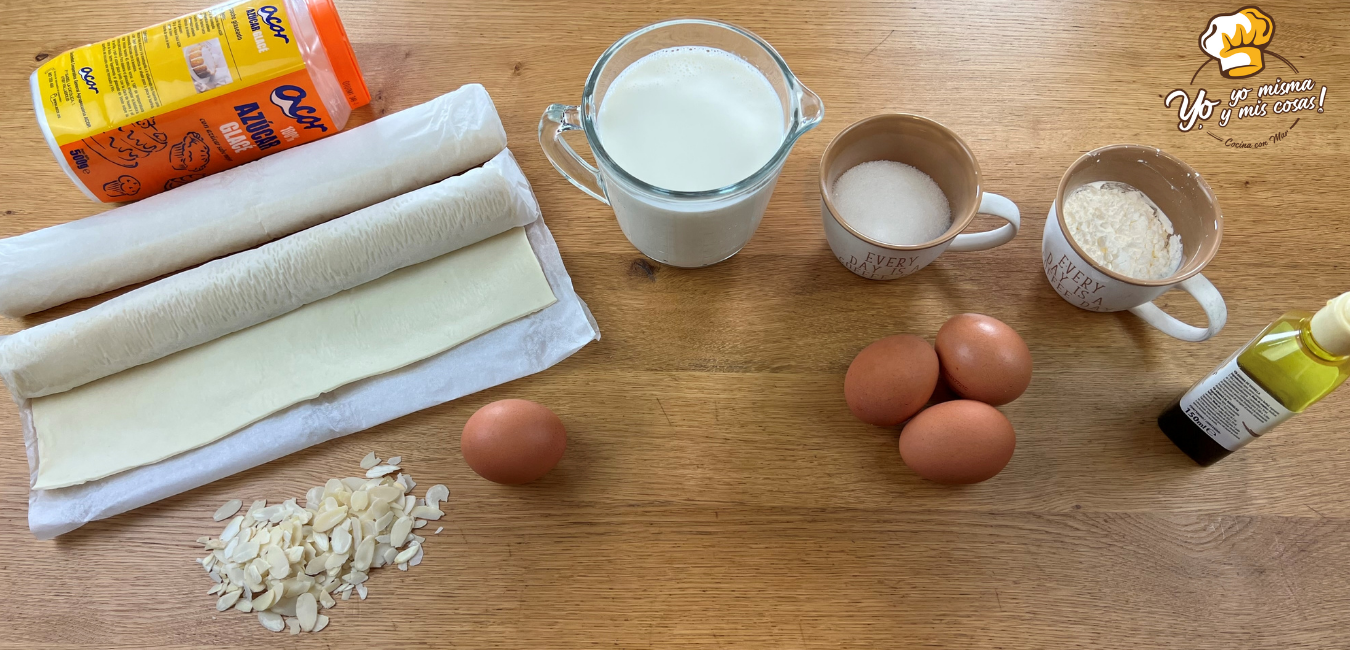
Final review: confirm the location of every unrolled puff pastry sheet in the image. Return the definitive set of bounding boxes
[32,227,556,490]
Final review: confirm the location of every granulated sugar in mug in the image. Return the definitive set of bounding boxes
[819,113,1021,281]
[831,160,952,246]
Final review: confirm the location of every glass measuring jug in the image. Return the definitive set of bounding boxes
[539,19,824,267]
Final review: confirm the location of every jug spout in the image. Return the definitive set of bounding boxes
[795,81,825,137]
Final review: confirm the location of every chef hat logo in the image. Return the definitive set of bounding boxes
[1200,7,1275,78]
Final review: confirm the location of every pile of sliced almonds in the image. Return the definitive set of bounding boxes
[198,453,449,634]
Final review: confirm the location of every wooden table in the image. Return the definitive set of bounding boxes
[2,1,1348,647]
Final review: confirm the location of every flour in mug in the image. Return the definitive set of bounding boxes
[1063,181,1183,280]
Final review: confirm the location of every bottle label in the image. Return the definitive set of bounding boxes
[1179,357,1293,450]
[32,0,335,201]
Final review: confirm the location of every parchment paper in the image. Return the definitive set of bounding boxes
[17,149,600,538]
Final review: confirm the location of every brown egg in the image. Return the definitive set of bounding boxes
[461,399,566,484]
[899,400,1015,484]
[927,374,958,406]
[935,313,1032,406]
[844,335,939,426]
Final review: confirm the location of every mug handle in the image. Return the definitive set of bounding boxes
[1128,274,1228,342]
[947,192,1021,252]
[538,104,610,205]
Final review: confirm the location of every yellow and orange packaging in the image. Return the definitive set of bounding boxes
[30,0,370,202]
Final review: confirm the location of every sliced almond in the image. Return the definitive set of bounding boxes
[220,515,245,542]
[353,536,376,572]
[359,452,380,469]
[324,552,349,572]
[213,499,243,522]
[231,540,260,563]
[311,506,348,533]
[331,521,352,554]
[217,590,242,611]
[394,543,419,565]
[296,593,318,632]
[303,487,324,509]
[373,511,395,532]
[283,576,314,597]
[409,506,443,520]
[304,553,328,576]
[252,589,277,612]
[364,464,400,479]
[349,489,370,513]
[270,595,298,617]
[322,479,345,500]
[258,611,285,632]
[425,484,450,507]
[264,545,291,579]
[389,517,413,548]
[435,527,444,534]
[200,454,438,634]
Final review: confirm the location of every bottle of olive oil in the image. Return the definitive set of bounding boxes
[1159,291,1350,465]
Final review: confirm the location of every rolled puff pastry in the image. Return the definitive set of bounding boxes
[0,153,531,399]
[0,83,508,317]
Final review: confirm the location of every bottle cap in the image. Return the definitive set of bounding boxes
[1310,291,1350,357]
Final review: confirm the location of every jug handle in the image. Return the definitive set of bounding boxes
[539,104,609,205]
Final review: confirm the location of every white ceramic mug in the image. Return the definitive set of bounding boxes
[1041,145,1227,342]
[819,114,1020,280]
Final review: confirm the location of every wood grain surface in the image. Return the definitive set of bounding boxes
[2,0,1348,647]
